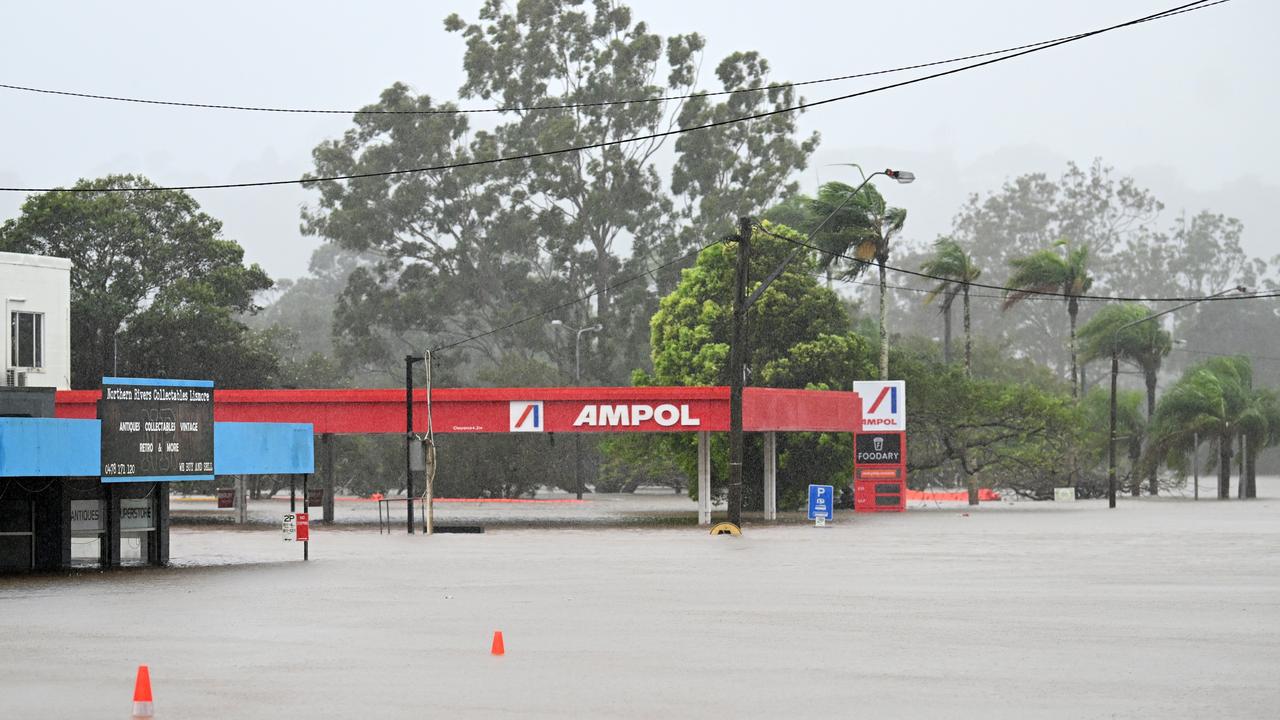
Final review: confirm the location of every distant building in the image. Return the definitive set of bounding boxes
[1,251,72,389]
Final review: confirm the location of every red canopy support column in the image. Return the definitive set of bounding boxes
[697,431,711,525]
[763,431,777,521]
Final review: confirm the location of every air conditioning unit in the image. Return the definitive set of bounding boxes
[4,370,27,387]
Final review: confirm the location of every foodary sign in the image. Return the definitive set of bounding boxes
[855,433,902,465]
[100,377,215,482]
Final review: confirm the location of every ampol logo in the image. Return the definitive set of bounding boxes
[509,401,544,432]
[853,380,906,431]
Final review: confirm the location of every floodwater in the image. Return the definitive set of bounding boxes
[2,482,1279,719]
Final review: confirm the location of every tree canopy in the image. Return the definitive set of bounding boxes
[302,1,817,387]
[0,175,275,388]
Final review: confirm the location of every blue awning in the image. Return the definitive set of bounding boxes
[0,418,314,478]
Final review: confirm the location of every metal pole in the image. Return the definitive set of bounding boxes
[302,474,309,561]
[424,351,435,535]
[574,330,583,385]
[1193,431,1199,500]
[290,475,296,512]
[405,355,416,535]
[728,216,751,527]
[1108,349,1118,509]
[574,330,583,501]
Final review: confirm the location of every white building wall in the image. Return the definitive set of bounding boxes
[1,251,73,390]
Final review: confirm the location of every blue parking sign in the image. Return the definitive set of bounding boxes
[808,484,834,521]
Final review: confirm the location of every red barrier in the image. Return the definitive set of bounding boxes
[905,489,1001,502]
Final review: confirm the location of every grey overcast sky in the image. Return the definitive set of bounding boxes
[1,0,1274,281]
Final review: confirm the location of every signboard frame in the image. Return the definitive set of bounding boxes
[99,377,215,483]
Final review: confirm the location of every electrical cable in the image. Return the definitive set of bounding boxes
[0,0,1228,194]
[0,1,1230,116]
[429,237,719,353]
[1170,347,1280,364]
[771,232,1280,304]
[824,270,1274,305]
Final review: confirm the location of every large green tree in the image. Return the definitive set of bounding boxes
[638,221,875,508]
[1077,303,1171,494]
[305,1,817,387]
[1003,240,1093,399]
[0,175,275,388]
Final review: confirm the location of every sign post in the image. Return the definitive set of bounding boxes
[807,484,834,526]
[282,509,309,560]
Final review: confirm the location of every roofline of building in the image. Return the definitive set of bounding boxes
[0,251,73,271]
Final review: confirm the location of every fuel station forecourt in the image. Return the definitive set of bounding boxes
[56,383,894,526]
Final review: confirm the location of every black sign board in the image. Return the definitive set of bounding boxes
[307,487,324,508]
[855,433,902,466]
[100,377,215,482]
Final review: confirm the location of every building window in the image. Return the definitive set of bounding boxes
[10,311,43,369]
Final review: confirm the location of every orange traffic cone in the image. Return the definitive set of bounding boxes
[490,631,505,656]
[131,664,154,719]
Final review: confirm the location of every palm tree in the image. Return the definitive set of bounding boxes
[1078,303,1172,494]
[1238,388,1280,498]
[920,237,982,377]
[1003,240,1093,398]
[1147,356,1253,499]
[809,181,906,380]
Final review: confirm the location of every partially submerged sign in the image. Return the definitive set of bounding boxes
[119,498,155,531]
[283,513,310,543]
[69,499,103,534]
[100,377,214,482]
[216,488,236,509]
[808,484,834,522]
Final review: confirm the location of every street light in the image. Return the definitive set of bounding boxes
[551,320,603,383]
[405,354,425,534]
[551,320,603,499]
[1107,286,1247,508]
[724,167,915,527]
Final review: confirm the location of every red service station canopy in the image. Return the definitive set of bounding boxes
[57,386,860,436]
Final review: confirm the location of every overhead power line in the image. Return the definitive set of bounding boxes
[0,1,1229,117]
[1171,347,1280,365]
[0,0,1229,194]
[773,233,1280,305]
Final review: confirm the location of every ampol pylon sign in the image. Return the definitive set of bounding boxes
[852,380,907,512]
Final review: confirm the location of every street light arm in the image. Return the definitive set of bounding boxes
[743,171,888,311]
[1113,285,1248,337]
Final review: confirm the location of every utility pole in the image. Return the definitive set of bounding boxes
[723,168,915,526]
[727,216,752,527]
[405,354,424,534]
